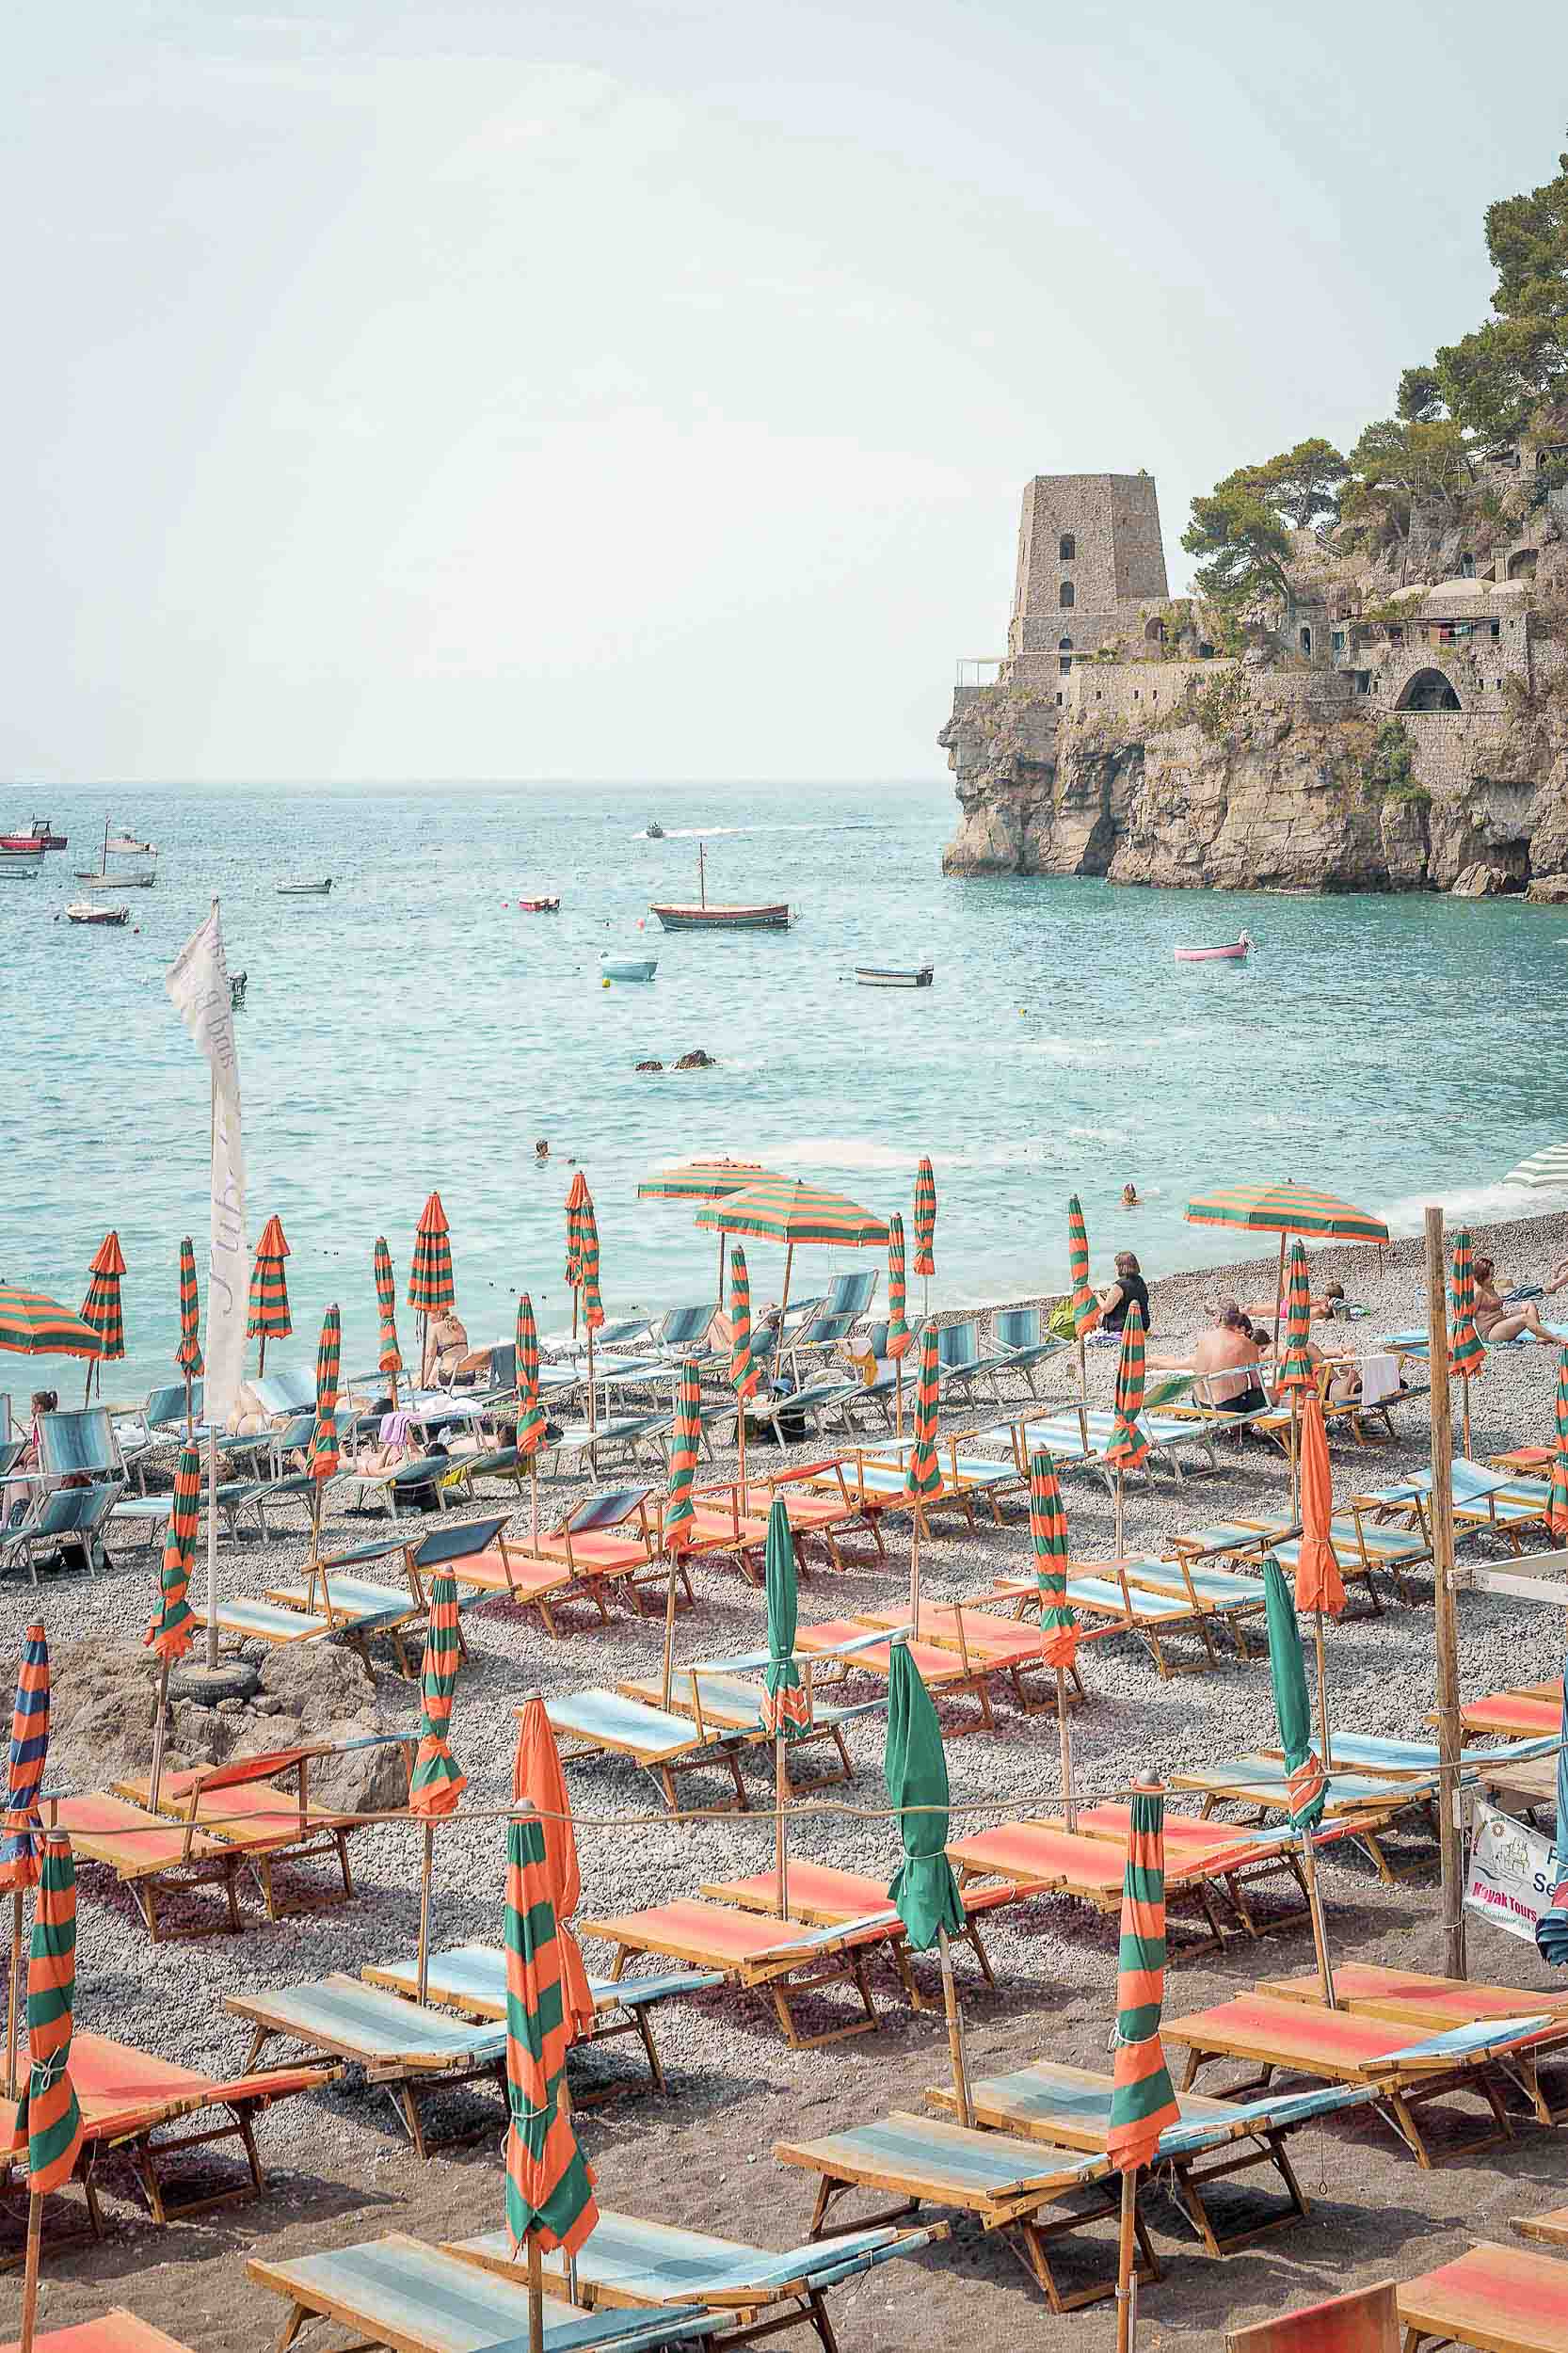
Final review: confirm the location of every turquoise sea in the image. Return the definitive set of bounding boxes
[3,778,1566,1401]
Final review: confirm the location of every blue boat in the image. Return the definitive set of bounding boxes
[600,953,658,983]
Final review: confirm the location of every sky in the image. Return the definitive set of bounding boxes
[6,3,1566,784]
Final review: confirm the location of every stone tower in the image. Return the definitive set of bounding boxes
[1007,472,1169,664]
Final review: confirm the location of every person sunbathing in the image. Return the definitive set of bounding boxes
[1473,1257,1566,1344]
[1152,1304,1265,1411]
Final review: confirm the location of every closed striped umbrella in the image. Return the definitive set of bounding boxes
[1184,1180,1388,1245]
[1449,1227,1485,1432]
[1549,1351,1568,1544]
[504,1809,599,2260]
[885,1212,912,1362]
[144,1444,200,1664]
[760,1496,808,1736]
[1295,1396,1345,1620]
[12,1831,84,2205]
[564,1173,604,1336]
[512,1697,596,2040]
[78,1233,126,1375]
[374,1237,403,1380]
[1029,1450,1078,1673]
[564,1172,588,1294]
[1105,1786,1181,2174]
[728,1245,762,1403]
[408,1191,455,1315]
[1066,1194,1096,1337]
[515,1292,548,1457]
[175,1237,203,1377]
[1275,1240,1316,1396]
[1107,1302,1149,1475]
[246,1215,292,1370]
[0,1627,49,1897]
[912,1158,936,1280]
[1534,1666,1568,1969]
[409,1572,466,1816]
[904,1321,941,1504]
[663,1360,701,1555]
[307,1305,341,1484]
[1263,1559,1326,1832]
[1504,1141,1568,1191]
[0,1288,101,1363]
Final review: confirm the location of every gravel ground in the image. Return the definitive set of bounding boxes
[7,1207,1568,2347]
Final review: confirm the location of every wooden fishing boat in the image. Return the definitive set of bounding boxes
[276,878,333,896]
[517,895,561,912]
[1174,934,1251,964]
[856,964,934,989]
[0,818,66,851]
[649,842,792,933]
[65,901,130,926]
[600,953,658,982]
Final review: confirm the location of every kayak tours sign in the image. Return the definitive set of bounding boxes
[1464,1799,1560,1944]
[167,901,248,1427]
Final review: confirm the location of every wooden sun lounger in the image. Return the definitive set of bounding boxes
[0,2028,332,2245]
[0,2317,194,2352]
[1064,1802,1335,1937]
[1225,2279,1400,2351]
[616,1671,866,1785]
[115,1750,379,1920]
[1399,2241,1568,2353]
[579,1897,901,2049]
[772,2109,1158,2314]
[854,1605,1080,1713]
[1256,1962,1568,2125]
[1163,1993,1554,2168]
[988,1559,1261,1665]
[1513,2204,1568,2247]
[744,1464,885,1568]
[1163,1756,1435,1884]
[448,1526,683,1635]
[447,2209,942,2352]
[47,1791,244,1942]
[923,2056,1377,2259]
[542,1690,751,1810]
[1455,1682,1563,1739]
[792,1618,1000,1728]
[261,1572,425,1675]
[1168,1513,1426,1612]
[223,1973,512,2160]
[248,2233,722,2353]
[946,1817,1246,1955]
[360,1945,725,2095]
[697,1860,1009,2003]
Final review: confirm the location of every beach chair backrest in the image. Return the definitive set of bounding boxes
[936,1319,979,1371]
[30,1485,119,1539]
[1224,2279,1399,2351]
[659,1304,716,1349]
[269,1414,317,1468]
[0,1439,26,1481]
[39,1408,118,1480]
[568,1487,653,1534]
[486,1343,516,1389]
[824,1269,878,1318]
[146,1380,199,1431]
[797,1308,860,1348]
[863,1321,890,1356]
[993,1305,1039,1352]
[1142,1374,1195,1413]
[253,1368,316,1416]
[413,1515,509,1571]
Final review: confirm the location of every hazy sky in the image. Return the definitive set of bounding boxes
[7,4,1565,783]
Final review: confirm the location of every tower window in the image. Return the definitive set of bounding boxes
[1058,635,1073,651]
[1059,580,1075,609]
[1059,534,1075,561]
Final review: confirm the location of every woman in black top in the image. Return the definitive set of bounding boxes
[1099,1251,1149,1334]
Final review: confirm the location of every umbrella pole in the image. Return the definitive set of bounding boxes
[908,1506,921,1641]
[527,2230,544,2353]
[204,1432,219,1673]
[1114,1470,1126,1561]
[149,1656,172,1817]
[83,1360,93,1407]
[1301,1830,1336,2009]
[20,2186,42,2353]
[417,1822,434,2005]
[1114,2168,1139,2353]
[895,1360,903,1440]
[260,1332,267,1379]
[586,1327,596,1437]
[775,1734,789,1920]
[1462,1370,1472,1460]
[184,1369,194,1441]
[1289,1394,1300,1519]
[5,1891,20,2100]
[530,1459,539,1552]
[779,1245,793,1330]
[1056,1668,1076,1833]
[936,1924,971,2127]
[716,1232,725,1307]
[661,1552,679,1711]
[1314,1608,1334,1774]
[1274,1229,1288,1337]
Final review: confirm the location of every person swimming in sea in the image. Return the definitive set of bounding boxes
[1121,1183,1139,1208]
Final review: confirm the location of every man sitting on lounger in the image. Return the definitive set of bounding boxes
[1152,1304,1267,1414]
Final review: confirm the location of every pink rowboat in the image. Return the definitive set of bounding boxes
[1174,932,1251,964]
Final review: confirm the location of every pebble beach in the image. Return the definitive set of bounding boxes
[6,1202,1568,2346]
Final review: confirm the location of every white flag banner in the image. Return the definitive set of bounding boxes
[1464,1799,1560,1945]
[167,903,248,1427]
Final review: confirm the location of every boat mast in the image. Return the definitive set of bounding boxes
[698,840,706,908]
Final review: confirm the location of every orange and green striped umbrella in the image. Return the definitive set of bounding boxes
[1184,1180,1388,1246]
[664,1360,701,1554]
[1263,1558,1327,1832]
[0,1625,50,1896]
[246,1215,292,1355]
[1066,1194,1096,1337]
[1449,1226,1485,1384]
[0,1287,101,1363]
[1294,1396,1345,1619]
[912,1158,936,1279]
[408,1191,455,1315]
[515,1291,548,1458]
[11,1830,84,2195]
[512,1697,596,2040]
[1275,1239,1316,1397]
[374,1237,403,1379]
[175,1238,203,1377]
[504,1809,599,2260]
[728,1245,763,1403]
[1029,1449,1078,1673]
[564,1171,588,1292]
[144,1443,200,1664]
[306,1305,340,1483]
[409,1571,466,1817]
[904,1321,941,1503]
[760,1495,808,1736]
[564,1173,604,1335]
[695,1176,888,1251]
[1549,1351,1568,1543]
[635,1159,779,1203]
[885,1213,912,1362]
[1106,1301,1149,1473]
[79,1232,126,1368]
[1105,1786,1180,2173]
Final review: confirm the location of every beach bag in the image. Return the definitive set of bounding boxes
[1047,1300,1077,1343]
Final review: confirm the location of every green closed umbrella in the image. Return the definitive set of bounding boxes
[884,1638,969,2122]
[760,1496,808,1916]
[1262,1557,1334,2004]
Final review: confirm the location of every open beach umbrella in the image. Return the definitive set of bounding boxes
[912,1157,936,1313]
[1,1625,49,2103]
[1449,1226,1485,1458]
[1550,1351,1568,1545]
[512,1698,596,2042]
[904,1321,941,1636]
[1105,1785,1180,2353]
[1275,1239,1317,1512]
[760,1496,808,1917]
[636,1158,782,1305]
[1030,1449,1079,1828]
[13,1829,85,2352]
[515,1291,548,1549]
[1067,1193,1096,1392]
[1503,1141,1568,1191]
[1185,1179,1388,1338]
[1262,1557,1335,2005]
[885,1213,912,1433]
[659,1359,701,1706]
[246,1215,292,1378]
[1106,1302,1150,1559]
[174,1238,202,1435]
[78,1231,125,1401]
[728,1243,764,1499]
[1534,1662,1568,1970]
[1294,1395,1344,1772]
[410,1569,467,2003]
[305,1305,341,1565]
[695,1176,887,1328]
[504,1805,599,2313]
[885,1637,970,2124]
[374,1236,403,1404]
[0,1287,102,1366]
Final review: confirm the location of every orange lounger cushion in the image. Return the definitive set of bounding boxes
[948,1823,1129,1897]
[1459,1688,1562,1737]
[0,2031,329,2147]
[703,1863,1013,1926]
[1165,1993,1460,2077]
[1259,1962,1568,2029]
[1398,2241,1568,2351]
[794,1622,968,1687]
[49,1793,232,1878]
[116,1776,349,1852]
[582,1898,889,1975]
[1,2319,194,2353]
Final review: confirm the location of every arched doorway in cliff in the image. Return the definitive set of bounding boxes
[1396,667,1462,712]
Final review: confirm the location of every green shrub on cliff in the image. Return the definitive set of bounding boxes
[1359,719,1428,807]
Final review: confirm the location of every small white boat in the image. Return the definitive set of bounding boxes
[856,964,934,988]
[600,953,658,983]
[276,878,333,897]
[65,901,130,927]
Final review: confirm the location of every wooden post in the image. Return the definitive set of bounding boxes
[205,1431,219,1673]
[149,1657,172,1817]
[660,1552,680,1711]
[19,2188,42,2353]
[1313,1610,1334,1774]
[416,1821,435,2004]
[1114,2166,1138,2353]
[775,1734,789,1920]
[908,1509,921,1642]
[1424,1205,1466,1982]
[936,1925,970,2127]
[1300,1832,1336,2009]
[527,2228,544,2351]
